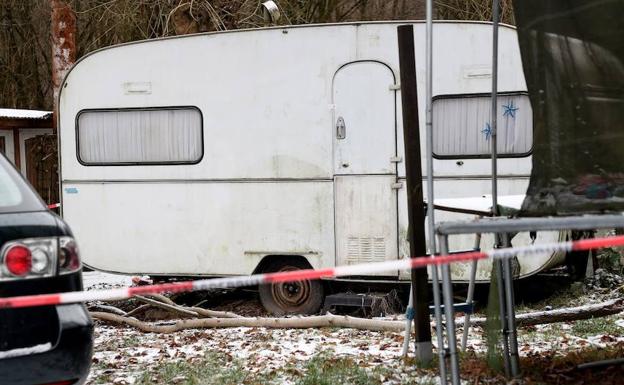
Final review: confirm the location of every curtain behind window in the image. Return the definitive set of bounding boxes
[433,94,533,157]
[78,108,202,164]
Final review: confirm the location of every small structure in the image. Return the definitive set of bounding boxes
[0,108,54,172]
[0,108,57,204]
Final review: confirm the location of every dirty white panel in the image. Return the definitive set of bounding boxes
[335,175,398,275]
[333,61,396,175]
[63,181,335,276]
[60,25,358,181]
[397,177,566,282]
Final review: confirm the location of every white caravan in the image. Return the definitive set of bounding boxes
[59,21,566,313]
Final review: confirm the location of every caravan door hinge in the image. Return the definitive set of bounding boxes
[389,83,401,91]
[391,182,403,190]
[390,156,403,163]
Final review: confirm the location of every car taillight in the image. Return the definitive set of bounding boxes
[4,245,32,277]
[59,237,81,274]
[0,237,80,280]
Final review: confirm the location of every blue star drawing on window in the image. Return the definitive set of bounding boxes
[482,122,492,141]
[502,100,519,118]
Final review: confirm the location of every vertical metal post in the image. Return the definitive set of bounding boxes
[461,233,481,351]
[439,235,460,385]
[397,24,433,365]
[489,0,512,376]
[490,2,499,214]
[425,0,435,255]
[495,258,511,376]
[432,266,447,384]
[490,0,519,377]
[502,234,520,376]
[424,1,448,383]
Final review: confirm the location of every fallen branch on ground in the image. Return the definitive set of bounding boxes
[134,295,199,318]
[91,298,624,333]
[89,303,127,316]
[457,298,624,328]
[125,304,151,317]
[90,312,405,333]
[111,293,243,319]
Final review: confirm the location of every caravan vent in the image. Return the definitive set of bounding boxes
[346,236,385,264]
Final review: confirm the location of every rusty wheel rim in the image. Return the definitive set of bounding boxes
[271,266,311,311]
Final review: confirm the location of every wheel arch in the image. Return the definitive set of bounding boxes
[252,254,314,275]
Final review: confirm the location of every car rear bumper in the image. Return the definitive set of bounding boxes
[0,304,93,385]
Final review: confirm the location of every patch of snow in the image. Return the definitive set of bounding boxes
[83,271,133,290]
[0,108,52,120]
[432,194,525,213]
[86,308,624,384]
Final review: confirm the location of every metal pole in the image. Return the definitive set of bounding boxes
[495,258,511,376]
[397,24,433,365]
[432,266,447,384]
[424,2,448,383]
[439,235,460,385]
[490,0,512,376]
[425,0,435,257]
[423,0,445,376]
[461,233,481,351]
[502,234,520,376]
[490,0,500,215]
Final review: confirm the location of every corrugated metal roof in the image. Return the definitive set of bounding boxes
[0,108,52,120]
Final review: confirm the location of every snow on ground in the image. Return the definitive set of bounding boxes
[81,271,624,384]
[86,315,624,384]
[83,271,133,290]
[87,323,440,385]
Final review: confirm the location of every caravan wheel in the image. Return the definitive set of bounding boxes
[258,259,324,315]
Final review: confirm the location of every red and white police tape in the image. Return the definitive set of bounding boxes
[2,235,624,310]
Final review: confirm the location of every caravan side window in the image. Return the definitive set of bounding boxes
[77,107,203,165]
[432,93,533,158]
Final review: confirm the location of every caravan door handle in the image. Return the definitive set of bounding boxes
[336,116,346,139]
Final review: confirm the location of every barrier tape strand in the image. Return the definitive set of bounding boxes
[2,234,624,310]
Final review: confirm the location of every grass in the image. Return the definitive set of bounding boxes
[134,350,385,385]
[516,283,586,313]
[132,350,440,385]
[571,315,623,338]
[135,352,248,385]
[295,352,380,385]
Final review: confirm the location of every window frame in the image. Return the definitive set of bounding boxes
[75,106,204,166]
[431,91,534,160]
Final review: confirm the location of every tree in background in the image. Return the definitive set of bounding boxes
[0,0,512,110]
[436,0,514,24]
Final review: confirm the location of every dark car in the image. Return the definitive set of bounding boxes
[0,153,93,385]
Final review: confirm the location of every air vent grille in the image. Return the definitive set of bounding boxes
[347,236,386,264]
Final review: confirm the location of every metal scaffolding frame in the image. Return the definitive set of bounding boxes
[423,0,624,384]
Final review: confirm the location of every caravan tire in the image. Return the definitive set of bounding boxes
[258,259,324,316]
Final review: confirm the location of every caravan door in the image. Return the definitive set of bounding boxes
[332,61,398,275]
